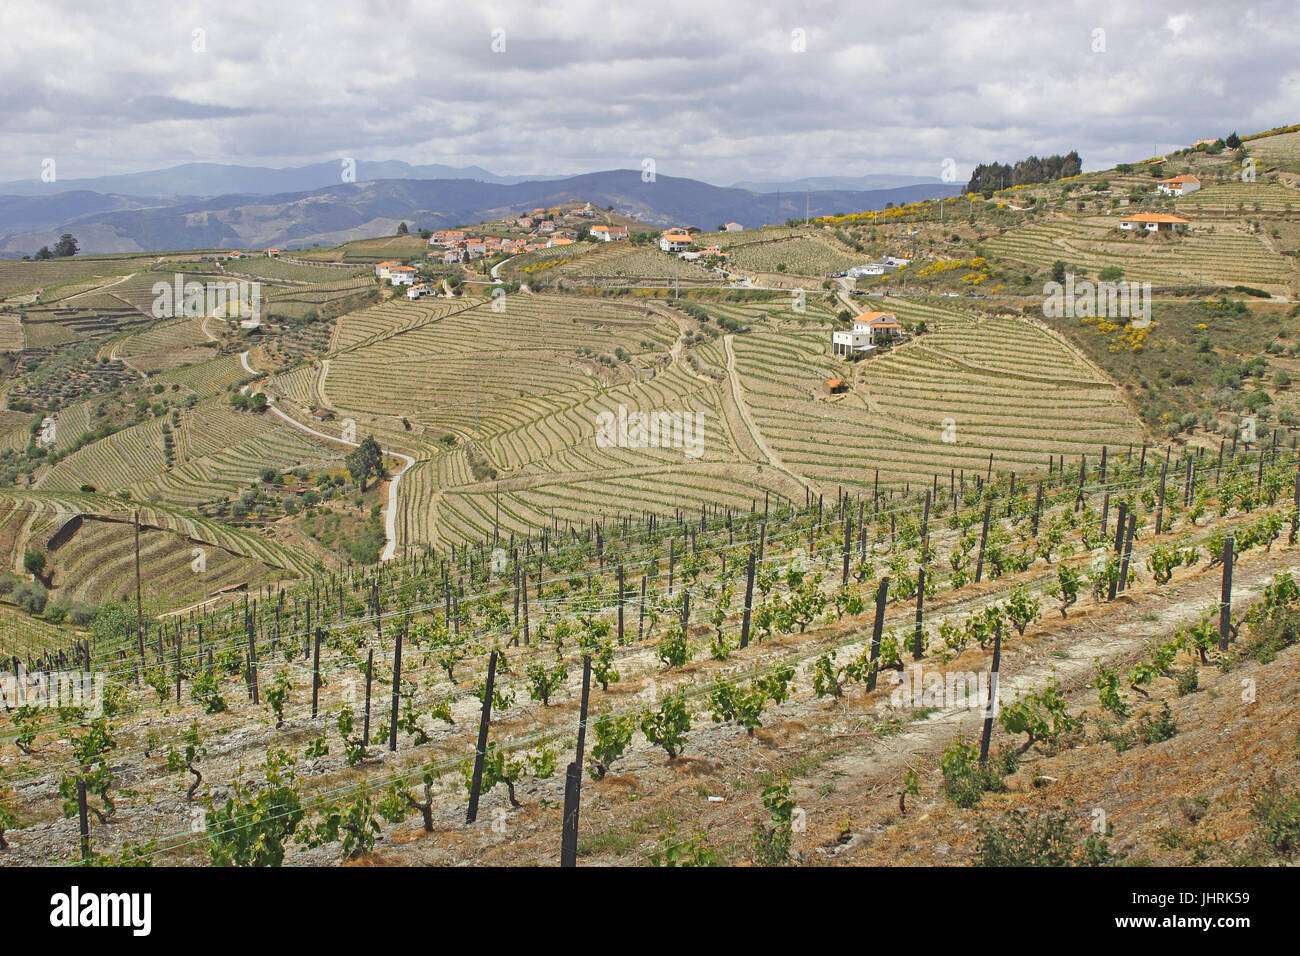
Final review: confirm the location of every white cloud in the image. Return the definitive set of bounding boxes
[0,0,1295,185]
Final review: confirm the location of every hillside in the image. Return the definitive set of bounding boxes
[2,124,1300,870]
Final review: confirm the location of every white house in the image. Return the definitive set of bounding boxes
[590,224,629,241]
[375,260,399,279]
[846,263,886,278]
[724,222,743,232]
[1157,174,1201,197]
[1118,213,1190,233]
[659,232,693,253]
[389,266,417,286]
[407,283,432,299]
[831,312,904,357]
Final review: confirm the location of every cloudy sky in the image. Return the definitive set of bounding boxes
[2,0,1297,186]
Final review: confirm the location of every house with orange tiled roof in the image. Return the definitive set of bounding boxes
[590,224,629,242]
[1119,213,1190,233]
[831,312,903,357]
[1157,174,1201,197]
[659,232,693,253]
[388,265,417,286]
[428,230,466,247]
[374,260,400,278]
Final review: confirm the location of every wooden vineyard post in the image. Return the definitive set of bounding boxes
[865,577,889,692]
[466,650,499,824]
[389,616,406,752]
[560,654,592,868]
[741,548,756,649]
[921,489,931,559]
[311,627,322,719]
[134,511,145,671]
[913,567,925,661]
[77,778,90,862]
[522,565,530,645]
[560,763,582,867]
[617,564,625,645]
[247,614,259,705]
[1118,512,1136,594]
[978,624,1002,766]
[638,575,646,642]
[1154,460,1168,537]
[175,630,182,703]
[668,540,675,595]
[974,504,991,583]
[363,648,374,748]
[1108,502,1127,601]
[1291,467,1300,546]
[1218,536,1235,652]
[841,514,852,587]
[1100,491,1110,541]
[1032,482,1043,538]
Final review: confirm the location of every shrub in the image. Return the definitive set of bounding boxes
[940,737,1009,808]
[976,810,1119,866]
[1135,701,1178,744]
[11,580,47,615]
[1250,778,1300,859]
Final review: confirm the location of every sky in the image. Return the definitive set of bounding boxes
[1,0,1298,187]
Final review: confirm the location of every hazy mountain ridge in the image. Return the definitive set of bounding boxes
[0,172,963,255]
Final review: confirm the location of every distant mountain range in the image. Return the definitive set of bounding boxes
[731,174,946,193]
[0,166,962,255]
[0,161,567,199]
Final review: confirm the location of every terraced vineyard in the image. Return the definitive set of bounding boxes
[1176,182,1300,212]
[725,233,861,276]
[986,217,1296,291]
[546,244,719,282]
[733,301,1143,490]
[224,258,370,284]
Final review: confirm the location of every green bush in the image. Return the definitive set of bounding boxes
[976,809,1120,866]
[1250,778,1300,859]
[11,580,47,615]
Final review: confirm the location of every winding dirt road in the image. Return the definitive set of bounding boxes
[239,350,415,561]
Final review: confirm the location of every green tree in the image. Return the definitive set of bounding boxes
[346,435,385,492]
[23,549,46,582]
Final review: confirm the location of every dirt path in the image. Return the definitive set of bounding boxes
[239,350,416,562]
